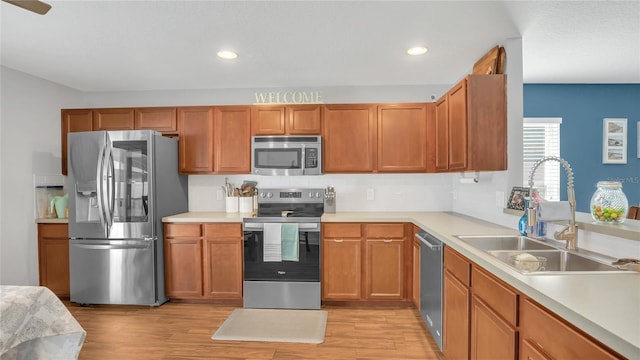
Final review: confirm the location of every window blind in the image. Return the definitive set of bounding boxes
[523,118,562,201]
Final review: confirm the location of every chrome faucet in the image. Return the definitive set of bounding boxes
[526,156,578,250]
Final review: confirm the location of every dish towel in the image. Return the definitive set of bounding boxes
[281,223,299,262]
[536,201,572,221]
[263,223,282,262]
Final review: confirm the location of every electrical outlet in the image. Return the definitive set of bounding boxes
[366,188,374,201]
[216,189,223,201]
[496,191,504,207]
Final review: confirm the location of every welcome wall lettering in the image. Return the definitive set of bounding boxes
[254,91,323,104]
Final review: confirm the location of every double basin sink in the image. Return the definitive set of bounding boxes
[455,235,633,275]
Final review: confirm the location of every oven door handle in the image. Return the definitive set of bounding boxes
[243,222,320,232]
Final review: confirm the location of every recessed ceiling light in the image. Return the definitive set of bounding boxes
[407,46,428,56]
[217,50,238,60]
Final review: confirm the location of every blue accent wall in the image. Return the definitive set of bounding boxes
[524,84,639,213]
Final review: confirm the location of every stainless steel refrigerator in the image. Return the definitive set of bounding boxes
[67,130,187,306]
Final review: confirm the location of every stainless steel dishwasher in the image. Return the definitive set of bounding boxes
[415,229,444,351]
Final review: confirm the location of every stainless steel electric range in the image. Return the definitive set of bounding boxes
[242,188,324,309]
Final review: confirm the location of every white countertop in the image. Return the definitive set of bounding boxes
[164,211,640,357]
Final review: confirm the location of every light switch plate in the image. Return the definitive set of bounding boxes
[366,188,374,201]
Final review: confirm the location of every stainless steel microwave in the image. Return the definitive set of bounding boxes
[251,136,322,176]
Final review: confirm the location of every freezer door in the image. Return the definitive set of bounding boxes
[68,130,155,239]
[69,238,159,305]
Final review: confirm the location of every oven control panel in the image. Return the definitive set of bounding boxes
[258,188,325,203]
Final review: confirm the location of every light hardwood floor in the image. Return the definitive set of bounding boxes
[66,302,444,360]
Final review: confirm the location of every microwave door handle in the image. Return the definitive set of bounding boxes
[301,144,306,175]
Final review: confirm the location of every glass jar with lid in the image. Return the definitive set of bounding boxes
[590,181,629,224]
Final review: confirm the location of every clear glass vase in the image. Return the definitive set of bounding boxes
[590,181,629,224]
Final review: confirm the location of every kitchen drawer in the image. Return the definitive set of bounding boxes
[365,223,405,238]
[323,223,362,238]
[520,298,621,360]
[165,223,202,238]
[444,247,470,286]
[471,266,518,327]
[204,223,242,238]
[38,223,68,238]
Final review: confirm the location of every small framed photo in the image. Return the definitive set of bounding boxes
[507,186,530,211]
[602,118,627,164]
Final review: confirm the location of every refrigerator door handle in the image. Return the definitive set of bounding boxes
[105,140,115,229]
[72,243,152,250]
[95,141,108,236]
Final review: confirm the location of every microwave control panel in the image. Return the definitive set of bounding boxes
[306,148,318,168]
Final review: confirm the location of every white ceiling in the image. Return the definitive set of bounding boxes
[1,1,639,92]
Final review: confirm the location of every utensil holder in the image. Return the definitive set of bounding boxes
[239,197,253,213]
[225,197,239,213]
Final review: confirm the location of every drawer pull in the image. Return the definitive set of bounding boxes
[334,239,344,243]
[383,239,393,243]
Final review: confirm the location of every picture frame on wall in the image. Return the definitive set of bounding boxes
[507,186,530,211]
[602,118,627,164]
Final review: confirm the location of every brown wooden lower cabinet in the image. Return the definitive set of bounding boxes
[321,222,410,302]
[164,222,242,300]
[443,247,624,360]
[520,298,622,360]
[37,223,70,298]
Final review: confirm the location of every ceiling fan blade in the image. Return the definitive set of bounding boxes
[3,0,52,15]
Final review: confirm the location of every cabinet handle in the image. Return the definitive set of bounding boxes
[383,239,393,243]
[334,239,343,243]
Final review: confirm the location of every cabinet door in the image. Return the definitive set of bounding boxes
[178,107,214,173]
[470,297,516,360]
[322,104,377,173]
[287,104,321,134]
[443,271,470,360]
[202,223,243,299]
[164,237,203,298]
[377,104,428,172]
[37,224,70,297]
[434,97,449,172]
[203,238,243,299]
[61,109,93,175]
[520,339,553,360]
[365,239,404,299]
[448,79,468,171]
[251,105,285,135]
[214,106,251,173]
[134,107,178,134]
[322,238,362,300]
[92,108,135,131]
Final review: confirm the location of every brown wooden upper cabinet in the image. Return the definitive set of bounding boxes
[251,104,321,135]
[135,107,178,135]
[61,109,93,175]
[322,104,377,173]
[214,106,251,174]
[178,106,214,174]
[377,103,429,173]
[92,108,135,131]
[435,74,507,172]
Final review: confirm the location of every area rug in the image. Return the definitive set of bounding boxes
[211,308,328,344]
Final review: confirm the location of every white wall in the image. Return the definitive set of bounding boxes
[0,66,85,285]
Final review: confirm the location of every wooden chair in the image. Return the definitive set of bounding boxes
[628,206,640,220]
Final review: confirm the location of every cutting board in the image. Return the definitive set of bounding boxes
[473,46,500,75]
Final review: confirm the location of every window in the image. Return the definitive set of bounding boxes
[523,118,562,201]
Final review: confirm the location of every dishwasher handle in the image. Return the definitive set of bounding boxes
[415,233,442,251]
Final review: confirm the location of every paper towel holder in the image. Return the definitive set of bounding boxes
[459,172,479,184]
